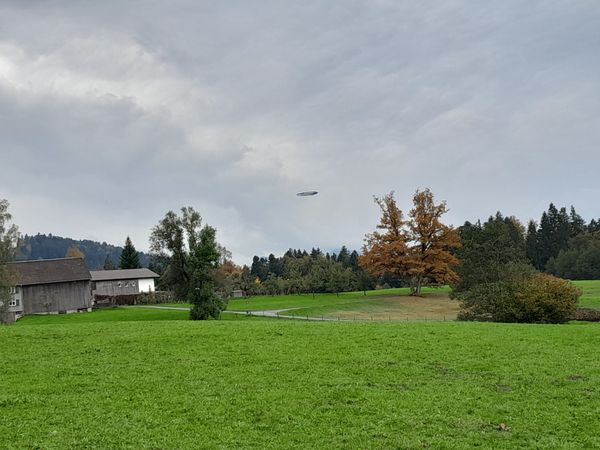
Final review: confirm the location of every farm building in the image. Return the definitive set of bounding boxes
[232,289,246,298]
[90,268,159,297]
[7,257,92,320]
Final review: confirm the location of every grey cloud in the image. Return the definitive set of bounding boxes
[1,1,599,263]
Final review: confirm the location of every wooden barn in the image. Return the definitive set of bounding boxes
[8,257,92,318]
[90,268,159,296]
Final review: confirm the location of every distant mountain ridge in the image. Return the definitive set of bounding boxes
[17,234,151,269]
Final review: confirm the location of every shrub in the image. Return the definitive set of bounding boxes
[571,308,600,322]
[457,274,580,324]
[189,284,227,320]
[456,281,516,322]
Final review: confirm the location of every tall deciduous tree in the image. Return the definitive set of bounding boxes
[150,207,226,319]
[0,200,19,324]
[119,236,141,269]
[406,189,461,295]
[359,192,411,284]
[359,189,460,296]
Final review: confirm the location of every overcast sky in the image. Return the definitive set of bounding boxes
[1,1,599,264]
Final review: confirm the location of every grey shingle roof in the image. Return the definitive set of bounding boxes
[8,258,91,286]
[90,268,159,281]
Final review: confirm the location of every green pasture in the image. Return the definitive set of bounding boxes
[227,287,443,311]
[225,280,600,320]
[1,314,599,448]
[573,280,600,309]
[15,307,261,326]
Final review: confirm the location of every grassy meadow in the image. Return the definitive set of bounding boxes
[1,281,599,448]
[227,287,457,320]
[573,280,600,309]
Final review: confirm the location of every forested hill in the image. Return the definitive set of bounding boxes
[17,234,150,269]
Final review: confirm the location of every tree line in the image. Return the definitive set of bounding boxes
[525,204,600,279]
[240,246,374,297]
[17,233,151,269]
[452,211,580,322]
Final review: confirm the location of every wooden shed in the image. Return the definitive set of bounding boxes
[8,257,92,317]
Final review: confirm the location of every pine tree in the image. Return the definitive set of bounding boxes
[525,220,541,269]
[119,236,141,269]
[537,204,578,270]
[589,219,600,233]
[569,206,586,237]
[556,207,571,251]
[337,246,350,267]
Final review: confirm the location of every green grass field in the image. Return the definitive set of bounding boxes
[1,282,598,448]
[225,280,600,320]
[2,316,600,448]
[573,280,600,309]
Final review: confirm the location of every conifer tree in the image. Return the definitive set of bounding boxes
[569,206,586,237]
[525,220,541,269]
[120,236,141,269]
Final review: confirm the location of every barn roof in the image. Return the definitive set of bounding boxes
[9,258,91,286]
[90,268,159,281]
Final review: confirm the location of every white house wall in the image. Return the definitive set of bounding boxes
[138,279,155,293]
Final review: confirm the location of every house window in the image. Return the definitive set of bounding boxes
[130,281,136,287]
[9,286,16,294]
[9,299,19,307]
[116,282,122,288]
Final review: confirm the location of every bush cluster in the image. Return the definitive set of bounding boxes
[571,308,600,322]
[457,273,580,324]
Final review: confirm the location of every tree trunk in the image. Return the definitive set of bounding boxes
[410,276,423,296]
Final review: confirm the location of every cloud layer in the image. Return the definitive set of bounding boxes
[1,1,599,263]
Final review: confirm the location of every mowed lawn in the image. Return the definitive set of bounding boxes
[1,308,599,449]
[573,280,600,309]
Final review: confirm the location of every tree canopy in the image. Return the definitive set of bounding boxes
[359,189,460,295]
[150,207,226,319]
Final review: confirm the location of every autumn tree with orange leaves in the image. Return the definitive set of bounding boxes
[359,189,461,296]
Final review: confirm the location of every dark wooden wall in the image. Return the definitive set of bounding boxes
[93,280,139,296]
[22,281,92,314]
